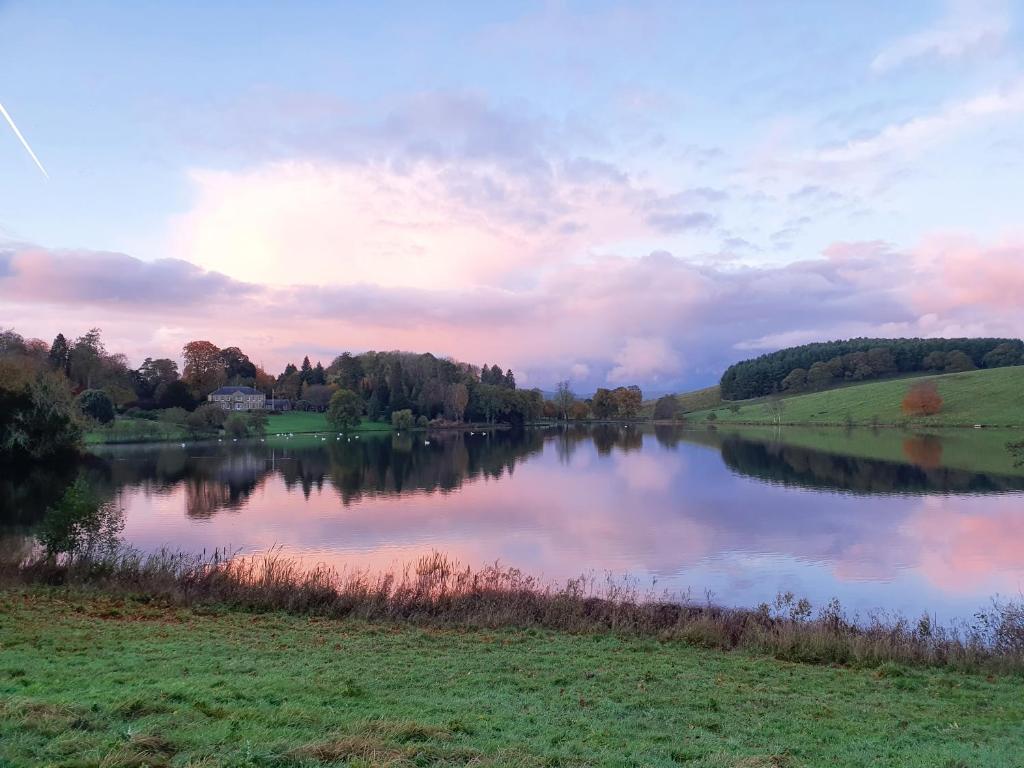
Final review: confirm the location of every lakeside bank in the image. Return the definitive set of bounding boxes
[2,586,1022,767]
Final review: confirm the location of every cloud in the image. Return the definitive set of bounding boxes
[871,0,1010,73]
[809,80,1024,167]
[608,337,683,384]
[0,244,252,306]
[6,233,1024,391]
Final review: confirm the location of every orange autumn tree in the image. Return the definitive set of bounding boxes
[901,380,943,416]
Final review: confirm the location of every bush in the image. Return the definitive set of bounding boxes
[185,403,226,434]
[224,413,249,439]
[75,389,115,424]
[157,407,190,425]
[416,415,429,428]
[391,409,415,430]
[902,381,943,416]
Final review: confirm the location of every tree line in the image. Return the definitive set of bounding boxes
[719,337,1024,400]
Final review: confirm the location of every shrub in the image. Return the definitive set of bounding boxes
[416,415,429,428]
[185,403,226,434]
[902,381,943,416]
[75,389,115,424]
[157,407,190,425]
[224,413,249,439]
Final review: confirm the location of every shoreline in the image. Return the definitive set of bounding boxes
[5,548,1021,676]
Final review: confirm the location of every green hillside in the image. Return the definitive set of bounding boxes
[689,366,1024,428]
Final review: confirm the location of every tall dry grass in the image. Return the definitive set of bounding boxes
[3,547,1022,674]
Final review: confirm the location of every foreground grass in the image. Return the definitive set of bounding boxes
[689,366,1024,428]
[2,588,1022,768]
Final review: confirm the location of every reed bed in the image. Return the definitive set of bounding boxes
[3,547,1022,674]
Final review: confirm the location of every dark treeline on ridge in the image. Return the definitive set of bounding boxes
[720,337,1024,400]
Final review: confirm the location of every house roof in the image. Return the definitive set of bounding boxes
[210,386,262,395]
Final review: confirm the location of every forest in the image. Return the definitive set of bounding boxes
[719,337,1024,400]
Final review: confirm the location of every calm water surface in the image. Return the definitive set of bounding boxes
[5,425,1023,621]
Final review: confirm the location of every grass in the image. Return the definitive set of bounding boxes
[83,419,190,445]
[643,386,723,418]
[688,367,1024,428]
[85,412,392,445]
[1,587,1022,767]
[264,412,391,435]
[5,550,1022,675]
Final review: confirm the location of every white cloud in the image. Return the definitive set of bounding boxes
[871,0,1010,73]
[607,337,683,384]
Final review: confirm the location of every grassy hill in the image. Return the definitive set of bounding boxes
[643,385,722,418]
[687,366,1024,428]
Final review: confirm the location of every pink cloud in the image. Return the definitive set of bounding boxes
[3,230,1023,390]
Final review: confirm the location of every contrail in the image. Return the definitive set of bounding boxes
[0,100,49,179]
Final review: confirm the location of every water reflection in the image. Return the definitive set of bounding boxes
[3,425,1023,619]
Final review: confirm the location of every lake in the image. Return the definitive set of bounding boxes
[4,424,1023,622]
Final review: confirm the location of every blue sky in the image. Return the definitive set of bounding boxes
[1,1,1022,389]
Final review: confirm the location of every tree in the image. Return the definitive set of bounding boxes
[276,370,302,401]
[0,361,82,461]
[503,368,516,389]
[327,389,363,430]
[902,381,943,416]
[983,342,1023,368]
[569,401,590,420]
[136,357,179,400]
[75,389,115,424]
[311,361,326,386]
[247,411,268,437]
[764,397,786,425]
[806,361,834,390]
[922,351,946,371]
[219,346,257,382]
[182,340,225,397]
[156,379,196,410]
[302,384,336,411]
[943,350,975,373]
[443,382,469,422]
[780,368,808,393]
[612,386,642,418]
[653,394,679,420]
[330,352,363,391]
[300,356,313,384]
[391,409,415,430]
[592,388,616,419]
[69,328,106,389]
[48,333,70,375]
[554,380,574,420]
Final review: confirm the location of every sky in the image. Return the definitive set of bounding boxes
[1,0,1023,391]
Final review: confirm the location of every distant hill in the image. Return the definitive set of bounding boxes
[687,366,1024,428]
[719,337,1023,400]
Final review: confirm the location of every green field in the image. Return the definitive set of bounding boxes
[2,589,1021,768]
[688,366,1024,428]
[265,411,391,435]
[86,412,392,445]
